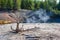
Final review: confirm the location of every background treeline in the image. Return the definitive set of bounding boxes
[0,0,60,14]
[0,0,21,10]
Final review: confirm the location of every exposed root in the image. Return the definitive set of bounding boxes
[11,26,15,31]
[11,26,39,33]
[11,26,23,33]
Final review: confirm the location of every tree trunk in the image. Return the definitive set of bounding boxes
[16,22,20,33]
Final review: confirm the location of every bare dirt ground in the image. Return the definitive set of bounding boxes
[0,9,31,23]
[0,23,60,40]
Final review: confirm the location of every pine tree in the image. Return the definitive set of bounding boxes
[56,1,60,10]
[27,0,34,10]
[16,0,21,10]
[34,0,40,10]
[21,0,26,9]
[0,0,1,9]
[7,0,14,10]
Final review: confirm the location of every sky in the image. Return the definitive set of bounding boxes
[33,0,60,4]
[57,0,59,3]
[39,0,59,3]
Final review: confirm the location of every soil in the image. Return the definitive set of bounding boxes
[0,23,60,40]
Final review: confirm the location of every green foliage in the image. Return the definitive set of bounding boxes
[0,0,21,10]
[34,0,41,10]
[21,0,25,9]
[7,0,14,9]
[1,0,8,9]
[47,0,57,9]
[0,0,1,9]
[21,0,34,10]
[47,0,60,15]
[16,0,21,10]
[56,2,60,10]
[51,8,60,15]
[40,2,44,9]
[28,0,35,10]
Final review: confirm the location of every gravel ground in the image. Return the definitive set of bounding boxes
[0,23,60,40]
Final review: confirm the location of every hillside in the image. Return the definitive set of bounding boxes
[0,9,31,24]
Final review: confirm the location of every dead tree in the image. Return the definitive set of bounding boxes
[10,10,25,33]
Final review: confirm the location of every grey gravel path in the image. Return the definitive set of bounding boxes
[0,23,60,40]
